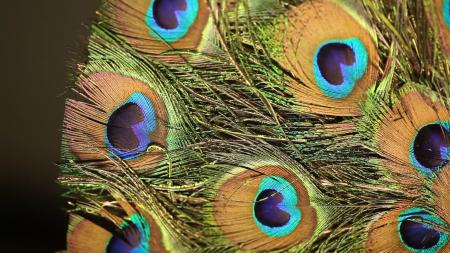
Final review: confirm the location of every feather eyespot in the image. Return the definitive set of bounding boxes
[313,38,368,99]
[398,208,449,253]
[68,208,169,253]
[146,0,199,42]
[409,122,450,177]
[370,90,450,180]
[63,72,168,170]
[366,207,449,253]
[279,0,379,116]
[108,0,210,62]
[213,166,317,251]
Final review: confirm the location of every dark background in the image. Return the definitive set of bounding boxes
[1,1,100,252]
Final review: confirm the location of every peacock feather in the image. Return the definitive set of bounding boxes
[59,0,450,252]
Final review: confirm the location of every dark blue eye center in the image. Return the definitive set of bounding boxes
[413,123,450,171]
[107,223,142,253]
[400,215,441,250]
[317,43,356,85]
[107,102,145,152]
[153,0,187,29]
[254,189,290,227]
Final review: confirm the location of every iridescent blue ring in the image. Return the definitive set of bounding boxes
[312,38,368,99]
[397,207,448,253]
[252,176,301,237]
[408,121,450,178]
[105,92,157,160]
[145,0,199,42]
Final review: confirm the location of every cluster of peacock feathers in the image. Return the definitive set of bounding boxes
[59,0,450,252]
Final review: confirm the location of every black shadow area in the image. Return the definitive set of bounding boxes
[0,1,100,252]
